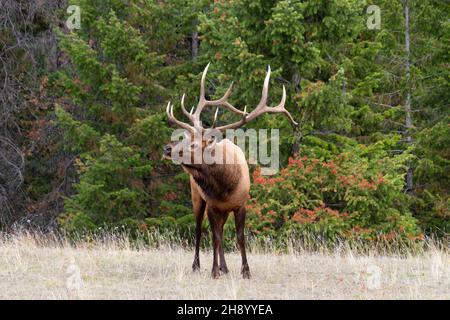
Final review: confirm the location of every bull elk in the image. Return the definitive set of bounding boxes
[163,64,297,278]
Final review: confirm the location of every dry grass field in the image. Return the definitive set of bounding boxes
[0,232,448,300]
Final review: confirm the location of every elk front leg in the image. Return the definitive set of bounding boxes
[192,197,206,272]
[235,206,250,279]
[207,207,223,279]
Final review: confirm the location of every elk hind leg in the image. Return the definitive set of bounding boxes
[235,206,250,279]
[218,212,230,274]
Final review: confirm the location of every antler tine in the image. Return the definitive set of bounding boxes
[259,65,271,108]
[165,101,171,117]
[180,93,194,122]
[211,108,219,128]
[199,63,210,102]
[216,82,233,102]
[273,85,298,126]
[166,102,195,132]
[208,81,246,116]
[190,63,210,127]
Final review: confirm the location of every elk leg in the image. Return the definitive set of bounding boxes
[192,200,205,272]
[207,207,221,279]
[218,212,230,274]
[235,206,250,279]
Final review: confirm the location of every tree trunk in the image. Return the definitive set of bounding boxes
[192,19,199,61]
[404,0,414,193]
[291,71,301,156]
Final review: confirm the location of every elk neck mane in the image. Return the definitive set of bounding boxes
[185,162,242,202]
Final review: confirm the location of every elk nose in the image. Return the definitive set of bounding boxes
[163,145,172,156]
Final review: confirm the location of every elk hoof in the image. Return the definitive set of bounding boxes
[220,266,229,274]
[241,267,251,279]
[211,269,220,279]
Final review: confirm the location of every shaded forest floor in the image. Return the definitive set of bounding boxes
[0,233,448,299]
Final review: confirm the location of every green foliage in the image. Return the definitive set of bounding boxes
[62,134,152,225]
[54,105,100,152]
[30,0,447,244]
[414,120,450,193]
[412,119,450,234]
[247,144,421,242]
[196,0,449,237]
[54,0,195,234]
[295,68,353,134]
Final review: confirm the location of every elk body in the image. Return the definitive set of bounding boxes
[163,64,297,278]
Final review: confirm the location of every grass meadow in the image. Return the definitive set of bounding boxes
[0,231,448,300]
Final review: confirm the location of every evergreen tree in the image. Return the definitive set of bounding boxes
[2,0,447,238]
[52,0,199,229]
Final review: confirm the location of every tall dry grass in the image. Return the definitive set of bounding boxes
[0,231,448,299]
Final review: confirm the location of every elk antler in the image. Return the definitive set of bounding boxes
[214,66,298,131]
[166,102,195,132]
[192,63,247,127]
[166,64,298,132]
[178,63,246,129]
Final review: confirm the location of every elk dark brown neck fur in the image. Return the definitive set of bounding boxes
[163,64,298,279]
[186,163,241,202]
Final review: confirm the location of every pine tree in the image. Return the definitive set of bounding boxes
[198,0,449,233]
[53,0,199,230]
